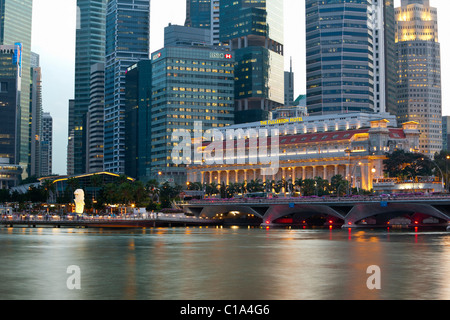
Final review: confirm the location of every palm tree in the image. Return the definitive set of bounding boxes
[66,178,80,198]
[294,178,304,195]
[90,174,103,202]
[301,179,316,196]
[247,179,264,193]
[41,179,55,203]
[146,179,160,203]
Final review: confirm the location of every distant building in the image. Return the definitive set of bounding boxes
[72,0,107,175]
[0,44,22,166]
[395,0,442,158]
[30,52,43,178]
[442,116,450,151]
[40,112,53,177]
[305,0,375,115]
[0,0,33,178]
[67,99,75,176]
[220,0,285,123]
[187,120,429,193]
[150,24,235,185]
[185,0,221,46]
[0,158,22,189]
[85,62,105,173]
[124,60,152,181]
[284,58,294,106]
[103,0,151,174]
[67,129,75,177]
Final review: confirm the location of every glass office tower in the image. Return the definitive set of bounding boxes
[72,0,106,175]
[185,0,211,29]
[0,0,33,178]
[151,25,235,185]
[220,0,284,123]
[185,0,220,46]
[85,62,105,173]
[30,52,42,177]
[104,0,151,174]
[124,60,152,181]
[0,44,21,166]
[372,0,396,115]
[395,0,442,158]
[305,0,375,115]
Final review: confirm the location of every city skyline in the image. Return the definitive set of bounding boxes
[31,0,450,175]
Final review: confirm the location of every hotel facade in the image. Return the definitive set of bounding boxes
[187,115,426,193]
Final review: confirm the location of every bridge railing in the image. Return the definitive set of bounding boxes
[178,194,450,205]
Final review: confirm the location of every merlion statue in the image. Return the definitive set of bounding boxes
[74,189,85,214]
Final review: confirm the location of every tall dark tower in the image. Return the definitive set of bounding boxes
[305,0,374,115]
[220,0,284,123]
[72,0,106,174]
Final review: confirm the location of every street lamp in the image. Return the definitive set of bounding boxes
[446,155,450,192]
[345,148,352,195]
[349,162,362,195]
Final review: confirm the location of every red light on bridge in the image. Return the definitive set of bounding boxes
[414,221,419,224]
[329,220,333,224]
[265,220,270,225]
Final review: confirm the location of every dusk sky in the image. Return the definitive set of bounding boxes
[31,0,449,175]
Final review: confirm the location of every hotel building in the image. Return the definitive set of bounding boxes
[187,115,426,193]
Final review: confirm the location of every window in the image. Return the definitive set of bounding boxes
[0,82,8,93]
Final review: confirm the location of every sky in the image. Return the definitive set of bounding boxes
[31,0,450,176]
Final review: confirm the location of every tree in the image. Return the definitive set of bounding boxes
[383,150,433,180]
[294,178,303,195]
[41,179,55,203]
[301,179,316,196]
[90,174,103,201]
[314,176,330,196]
[330,174,349,196]
[66,178,80,195]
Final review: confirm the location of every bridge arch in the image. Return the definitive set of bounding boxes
[262,204,346,226]
[343,203,450,227]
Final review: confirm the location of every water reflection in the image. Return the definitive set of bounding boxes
[0,227,449,300]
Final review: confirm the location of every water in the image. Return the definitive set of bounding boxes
[0,226,449,300]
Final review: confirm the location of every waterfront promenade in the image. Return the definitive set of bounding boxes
[0,212,221,229]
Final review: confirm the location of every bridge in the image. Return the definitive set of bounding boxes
[179,195,450,230]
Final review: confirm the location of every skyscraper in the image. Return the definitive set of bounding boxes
[220,0,284,123]
[284,58,294,106]
[395,0,442,157]
[305,0,374,115]
[0,44,22,167]
[85,62,105,173]
[124,60,152,181]
[372,0,397,115]
[40,112,52,177]
[185,0,220,46]
[104,0,151,174]
[30,52,42,177]
[150,24,234,185]
[0,0,33,178]
[72,0,107,175]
